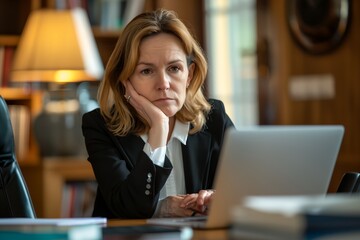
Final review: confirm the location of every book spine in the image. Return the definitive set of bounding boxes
[1,46,14,87]
[0,46,4,86]
[100,0,123,29]
[123,0,145,26]
[61,181,97,218]
[8,105,30,162]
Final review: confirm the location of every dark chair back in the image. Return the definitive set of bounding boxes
[0,96,36,218]
[337,172,360,193]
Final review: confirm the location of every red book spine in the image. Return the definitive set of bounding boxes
[2,46,14,87]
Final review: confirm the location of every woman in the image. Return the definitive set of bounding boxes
[82,9,234,219]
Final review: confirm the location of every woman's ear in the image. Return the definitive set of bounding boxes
[187,63,195,87]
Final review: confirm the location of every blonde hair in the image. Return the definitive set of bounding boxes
[98,9,211,136]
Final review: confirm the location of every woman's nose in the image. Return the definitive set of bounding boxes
[157,71,170,90]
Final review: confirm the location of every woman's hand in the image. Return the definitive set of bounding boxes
[125,80,169,149]
[180,190,215,215]
[154,190,215,217]
[155,195,196,217]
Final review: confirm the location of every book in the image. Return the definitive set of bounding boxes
[0,218,106,240]
[122,0,145,26]
[0,46,4,86]
[1,46,14,87]
[104,225,193,240]
[8,105,30,161]
[100,0,124,29]
[230,194,360,239]
[61,181,97,218]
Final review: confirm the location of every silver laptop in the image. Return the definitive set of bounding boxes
[147,125,344,229]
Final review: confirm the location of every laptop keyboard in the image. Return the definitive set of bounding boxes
[170,216,207,222]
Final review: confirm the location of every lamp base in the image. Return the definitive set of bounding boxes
[34,89,85,157]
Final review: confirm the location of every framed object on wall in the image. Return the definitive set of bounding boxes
[286,0,351,54]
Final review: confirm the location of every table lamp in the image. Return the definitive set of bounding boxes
[10,8,104,157]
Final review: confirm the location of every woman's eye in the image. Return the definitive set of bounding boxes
[169,66,180,72]
[140,69,152,75]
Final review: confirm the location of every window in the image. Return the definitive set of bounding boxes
[205,0,258,127]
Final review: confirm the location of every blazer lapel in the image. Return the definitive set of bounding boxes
[182,131,212,193]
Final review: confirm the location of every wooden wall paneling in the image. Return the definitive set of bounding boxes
[257,0,292,125]
[285,0,360,192]
[256,0,273,125]
[257,0,360,192]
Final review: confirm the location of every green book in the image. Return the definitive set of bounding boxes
[0,218,106,240]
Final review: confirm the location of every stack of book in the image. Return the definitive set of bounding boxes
[230,194,360,239]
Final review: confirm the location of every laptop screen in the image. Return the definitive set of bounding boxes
[207,125,344,228]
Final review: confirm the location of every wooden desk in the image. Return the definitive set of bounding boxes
[106,219,229,240]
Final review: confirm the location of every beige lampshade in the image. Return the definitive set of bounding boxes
[11,8,103,83]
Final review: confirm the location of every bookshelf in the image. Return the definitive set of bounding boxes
[0,1,41,165]
[0,88,43,165]
[42,157,96,218]
[20,156,96,218]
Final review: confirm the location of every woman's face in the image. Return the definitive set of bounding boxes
[129,33,194,118]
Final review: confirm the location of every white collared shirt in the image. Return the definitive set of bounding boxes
[141,120,189,200]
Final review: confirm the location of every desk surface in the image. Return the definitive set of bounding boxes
[106,219,228,240]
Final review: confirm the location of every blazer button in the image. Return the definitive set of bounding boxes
[145,190,150,195]
[147,172,152,183]
[146,184,151,189]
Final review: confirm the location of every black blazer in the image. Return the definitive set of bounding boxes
[82,99,234,218]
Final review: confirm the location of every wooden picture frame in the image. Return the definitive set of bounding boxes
[286,0,351,55]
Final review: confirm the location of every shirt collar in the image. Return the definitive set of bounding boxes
[140,119,190,145]
[171,120,190,145]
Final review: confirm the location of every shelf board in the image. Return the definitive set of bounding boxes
[0,87,33,100]
[92,27,122,39]
[0,35,20,46]
[43,157,94,180]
